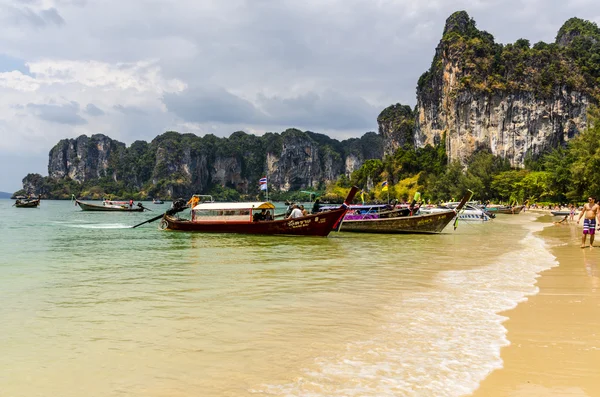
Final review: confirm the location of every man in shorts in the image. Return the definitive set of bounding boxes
[577,196,600,248]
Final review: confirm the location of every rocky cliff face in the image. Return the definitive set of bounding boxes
[415,85,590,167]
[410,11,596,167]
[378,104,415,157]
[49,134,126,182]
[28,128,383,199]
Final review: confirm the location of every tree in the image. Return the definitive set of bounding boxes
[568,107,600,199]
[491,170,528,202]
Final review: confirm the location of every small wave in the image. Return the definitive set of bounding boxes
[61,223,132,229]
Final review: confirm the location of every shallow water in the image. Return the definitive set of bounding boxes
[0,200,556,396]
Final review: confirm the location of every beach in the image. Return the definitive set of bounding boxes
[471,214,600,397]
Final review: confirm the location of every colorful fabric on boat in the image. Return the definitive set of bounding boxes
[187,196,199,208]
[583,218,596,235]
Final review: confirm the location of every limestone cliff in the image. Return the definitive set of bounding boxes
[25,129,383,199]
[411,11,597,167]
[378,104,415,157]
[49,134,126,182]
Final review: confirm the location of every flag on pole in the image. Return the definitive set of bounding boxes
[259,177,268,191]
[381,181,388,192]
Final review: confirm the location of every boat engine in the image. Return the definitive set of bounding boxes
[167,198,189,216]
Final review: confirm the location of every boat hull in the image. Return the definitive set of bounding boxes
[76,200,144,212]
[162,208,347,236]
[15,199,40,208]
[339,210,457,234]
[496,205,524,214]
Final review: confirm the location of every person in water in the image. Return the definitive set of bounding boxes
[577,196,600,248]
[554,215,568,225]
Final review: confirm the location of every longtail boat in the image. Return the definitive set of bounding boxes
[495,205,525,214]
[336,191,472,234]
[160,187,358,236]
[420,203,492,222]
[76,199,146,212]
[14,198,40,208]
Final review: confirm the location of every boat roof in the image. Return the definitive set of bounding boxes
[192,202,275,210]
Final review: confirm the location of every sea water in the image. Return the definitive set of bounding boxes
[0,200,557,396]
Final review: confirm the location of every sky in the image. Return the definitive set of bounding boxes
[0,0,598,192]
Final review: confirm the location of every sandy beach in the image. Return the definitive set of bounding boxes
[471,214,600,397]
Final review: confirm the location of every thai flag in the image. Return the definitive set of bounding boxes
[259,177,267,191]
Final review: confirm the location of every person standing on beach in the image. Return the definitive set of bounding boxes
[577,196,600,248]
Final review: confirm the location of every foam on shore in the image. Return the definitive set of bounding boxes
[259,218,558,397]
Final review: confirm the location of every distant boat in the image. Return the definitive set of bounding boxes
[14,198,40,208]
[152,198,164,204]
[75,199,146,212]
[495,205,525,214]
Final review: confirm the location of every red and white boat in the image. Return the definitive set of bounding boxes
[161,187,358,236]
[75,199,146,212]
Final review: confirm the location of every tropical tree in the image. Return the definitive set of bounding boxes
[569,107,600,199]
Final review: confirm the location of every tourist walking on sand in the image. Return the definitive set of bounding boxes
[577,196,600,248]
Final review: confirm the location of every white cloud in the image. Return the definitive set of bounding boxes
[0,59,185,155]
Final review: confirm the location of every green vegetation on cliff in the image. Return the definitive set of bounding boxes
[418,11,600,99]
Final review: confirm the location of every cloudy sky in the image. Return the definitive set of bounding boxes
[0,0,598,192]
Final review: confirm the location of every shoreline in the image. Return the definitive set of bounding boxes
[470,215,600,396]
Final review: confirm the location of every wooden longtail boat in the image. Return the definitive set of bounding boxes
[337,192,472,234]
[76,199,146,212]
[161,187,358,236]
[14,198,40,208]
[495,205,525,214]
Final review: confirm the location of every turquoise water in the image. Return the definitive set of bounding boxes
[0,200,556,396]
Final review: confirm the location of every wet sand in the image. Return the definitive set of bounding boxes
[470,217,600,397]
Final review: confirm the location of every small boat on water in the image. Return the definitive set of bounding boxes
[421,203,492,222]
[551,210,571,216]
[331,192,472,234]
[14,198,40,208]
[160,187,358,236]
[76,199,146,212]
[152,198,164,204]
[495,205,525,214]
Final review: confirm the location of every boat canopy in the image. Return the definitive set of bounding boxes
[192,202,275,211]
[319,204,389,211]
